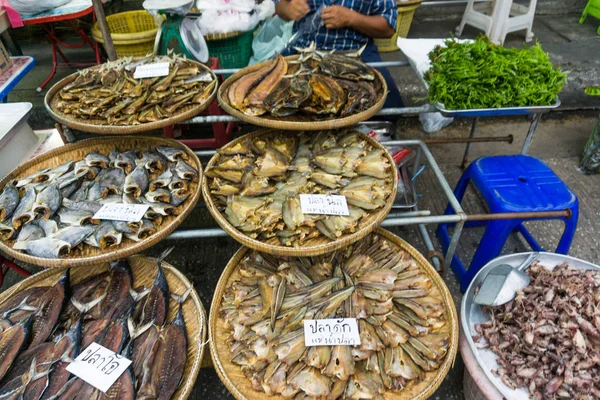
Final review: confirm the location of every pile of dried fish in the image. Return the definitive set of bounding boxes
[0,252,191,400]
[54,55,216,126]
[205,130,393,247]
[226,45,381,118]
[473,262,600,399]
[219,233,450,398]
[0,145,198,258]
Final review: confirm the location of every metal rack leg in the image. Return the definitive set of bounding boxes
[461,117,479,169]
[521,113,541,154]
[444,220,465,272]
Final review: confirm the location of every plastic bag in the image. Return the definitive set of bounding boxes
[419,111,453,133]
[196,0,255,12]
[249,16,293,65]
[7,0,70,17]
[255,0,275,21]
[579,117,600,174]
[197,9,259,35]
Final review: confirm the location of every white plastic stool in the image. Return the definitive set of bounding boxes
[456,0,538,45]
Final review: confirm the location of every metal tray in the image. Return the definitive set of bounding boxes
[461,252,600,400]
[435,98,561,118]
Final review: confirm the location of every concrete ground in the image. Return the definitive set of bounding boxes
[2,9,600,400]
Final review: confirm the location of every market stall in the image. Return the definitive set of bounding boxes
[0,3,594,398]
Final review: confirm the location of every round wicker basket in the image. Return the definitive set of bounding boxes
[0,136,202,268]
[44,60,217,135]
[217,56,388,131]
[209,228,459,400]
[202,129,398,257]
[0,255,206,400]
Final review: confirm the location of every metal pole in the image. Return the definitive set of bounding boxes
[166,228,229,240]
[444,221,464,272]
[211,61,411,76]
[424,134,513,145]
[92,0,116,61]
[521,113,541,154]
[387,210,432,218]
[461,117,479,169]
[466,209,571,221]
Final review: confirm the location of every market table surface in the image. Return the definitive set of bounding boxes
[0,56,34,102]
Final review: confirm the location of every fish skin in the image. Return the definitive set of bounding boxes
[114,150,138,173]
[243,55,288,116]
[0,185,19,222]
[12,168,51,188]
[44,161,74,183]
[11,186,36,230]
[124,165,149,198]
[57,209,96,226]
[53,225,96,249]
[13,237,71,259]
[0,315,34,381]
[170,188,190,207]
[174,160,198,182]
[141,151,168,174]
[229,60,279,110]
[33,183,62,219]
[29,270,70,346]
[15,223,45,244]
[144,189,171,204]
[60,178,83,199]
[138,254,170,327]
[0,222,16,240]
[93,221,122,249]
[156,146,187,163]
[84,152,110,169]
[62,198,103,214]
[87,168,126,200]
[70,180,94,202]
[149,168,173,192]
[100,259,133,320]
[1,342,55,383]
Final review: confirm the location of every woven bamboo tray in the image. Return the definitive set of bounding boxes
[0,255,206,400]
[0,136,202,268]
[202,129,398,257]
[217,56,388,131]
[209,228,459,400]
[44,60,217,135]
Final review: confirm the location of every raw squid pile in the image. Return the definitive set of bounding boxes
[0,145,198,258]
[0,253,191,400]
[54,55,216,126]
[219,233,450,399]
[226,44,381,118]
[205,130,394,247]
[473,262,600,399]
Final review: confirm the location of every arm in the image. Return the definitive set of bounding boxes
[322,2,397,38]
[349,12,395,38]
[275,0,310,22]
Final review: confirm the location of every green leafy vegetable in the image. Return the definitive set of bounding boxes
[424,37,567,110]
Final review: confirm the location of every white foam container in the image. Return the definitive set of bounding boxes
[0,102,39,180]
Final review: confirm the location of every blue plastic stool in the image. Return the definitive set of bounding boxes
[436,155,579,292]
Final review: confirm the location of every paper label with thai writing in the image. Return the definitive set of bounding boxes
[66,342,132,392]
[299,194,349,216]
[303,318,361,346]
[93,203,149,222]
[133,62,170,79]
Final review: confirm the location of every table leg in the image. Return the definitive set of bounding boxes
[461,117,479,169]
[444,220,465,273]
[521,113,541,154]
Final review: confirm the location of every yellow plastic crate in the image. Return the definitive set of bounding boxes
[91,10,159,58]
[375,1,422,53]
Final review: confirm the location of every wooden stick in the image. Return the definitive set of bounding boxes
[92,0,117,61]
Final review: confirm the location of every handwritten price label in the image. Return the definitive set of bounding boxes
[299,194,349,216]
[93,203,150,222]
[66,342,132,392]
[133,62,170,79]
[303,318,361,347]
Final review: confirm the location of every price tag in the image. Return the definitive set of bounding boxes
[133,62,170,79]
[93,203,150,222]
[66,342,132,393]
[299,194,349,216]
[304,318,361,346]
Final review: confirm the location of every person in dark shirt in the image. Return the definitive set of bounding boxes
[275,0,404,108]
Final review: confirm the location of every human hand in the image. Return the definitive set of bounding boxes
[322,5,356,29]
[285,0,310,21]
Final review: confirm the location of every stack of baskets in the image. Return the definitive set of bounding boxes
[91,10,158,58]
[375,0,423,52]
[205,29,256,69]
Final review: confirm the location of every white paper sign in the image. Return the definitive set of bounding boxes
[66,342,132,393]
[133,62,170,79]
[299,194,349,216]
[303,318,361,346]
[93,203,150,222]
